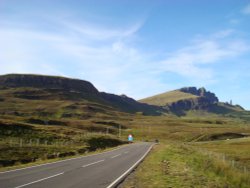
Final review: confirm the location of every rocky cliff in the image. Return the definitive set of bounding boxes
[179,87,218,103]
[0,74,99,94]
[164,87,219,115]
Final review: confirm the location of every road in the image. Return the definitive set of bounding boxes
[0,142,154,188]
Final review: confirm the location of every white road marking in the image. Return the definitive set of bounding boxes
[14,172,64,188]
[82,160,105,168]
[111,154,121,159]
[106,144,154,188]
[124,151,129,154]
[0,144,131,174]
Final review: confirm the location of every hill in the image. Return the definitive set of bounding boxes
[0,74,161,116]
[0,74,162,167]
[140,87,245,116]
[138,90,198,106]
[0,74,247,118]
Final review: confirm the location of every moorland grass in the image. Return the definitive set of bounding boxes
[121,115,250,188]
[139,90,197,106]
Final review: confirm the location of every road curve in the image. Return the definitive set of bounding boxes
[0,142,154,188]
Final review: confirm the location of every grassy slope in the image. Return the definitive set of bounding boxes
[139,90,198,106]
[139,89,245,117]
[122,143,250,188]
[0,87,131,168]
[121,115,250,188]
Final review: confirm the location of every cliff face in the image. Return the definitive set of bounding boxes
[0,74,99,94]
[180,87,218,103]
[166,97,215,115]
[163,87,220,115]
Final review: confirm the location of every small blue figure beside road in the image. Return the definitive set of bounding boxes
[128,134,133,142]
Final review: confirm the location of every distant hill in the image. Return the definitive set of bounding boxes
[0,74,162,116]
[138,90,198,106]
[140,87,244,116]
[0,74,247,118]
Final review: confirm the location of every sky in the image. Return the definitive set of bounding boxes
[0,0,250,109]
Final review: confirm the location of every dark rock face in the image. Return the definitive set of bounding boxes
[0,74,99,94]
[164,87,220,115]
[179,87,198,95]
[180,87,218,103]
[169,97,214,111]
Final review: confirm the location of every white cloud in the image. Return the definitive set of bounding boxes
[0,19,157,99]
[0,16,249,100]
[158,31,249,81]
[60,20,142,41]
[242,4,250,14]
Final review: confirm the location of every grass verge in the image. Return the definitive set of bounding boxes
[121,142,250,188]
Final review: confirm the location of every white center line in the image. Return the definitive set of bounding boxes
[82,160,105,168]
[106,144,154,188]
[111,154,121,159]
[0,144,128,174]
[14,172,64,188]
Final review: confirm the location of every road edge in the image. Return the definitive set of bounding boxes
[106,143,155,188]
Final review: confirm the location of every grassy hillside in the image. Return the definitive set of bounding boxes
[139,90,198,106]
[1,74,250,187]
[0,74,161,168]
[139,87,245,117]
[0,84,132,168]
[0,74,161,115]
[121,115,250,188]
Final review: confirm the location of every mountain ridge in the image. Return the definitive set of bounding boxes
[140,86,244,116]
[0,74,162,115]
[0,74,246,116]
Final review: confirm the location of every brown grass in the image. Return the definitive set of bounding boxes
[139,90,197,106]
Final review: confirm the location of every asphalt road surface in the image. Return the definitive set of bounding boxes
[0,142,154,188]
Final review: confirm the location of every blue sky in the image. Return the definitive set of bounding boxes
[0,0,250,109]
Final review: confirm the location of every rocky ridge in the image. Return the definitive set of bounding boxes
[164,87,219,114]
[180,87,218,103]
[0,74,244,116]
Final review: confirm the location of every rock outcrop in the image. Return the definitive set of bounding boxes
[167,97,214,114]
[180,87,218,103]
[164,87,219,115]
[0,74,99,94]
